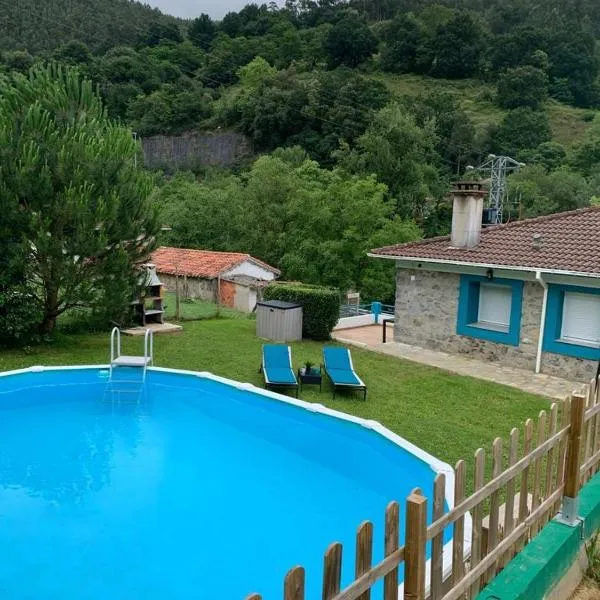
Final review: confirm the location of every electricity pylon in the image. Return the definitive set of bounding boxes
[467,155,524,224]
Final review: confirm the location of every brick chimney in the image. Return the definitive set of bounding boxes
[450,181,488,249]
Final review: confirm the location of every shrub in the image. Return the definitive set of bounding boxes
[496,66,548,109]
[0,286,42,347]
[490,108,551,156]
[263,283,340,340]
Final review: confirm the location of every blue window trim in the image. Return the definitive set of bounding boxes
[542,284,600,361]
[456,275,523,346]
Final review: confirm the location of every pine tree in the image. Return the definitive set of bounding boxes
[0,64,159,335]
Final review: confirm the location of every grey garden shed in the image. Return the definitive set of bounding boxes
[256,300,303,342]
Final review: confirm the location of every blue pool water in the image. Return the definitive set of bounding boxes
[0,368,451,599]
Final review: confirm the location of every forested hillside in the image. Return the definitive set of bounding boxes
[2,0,600,307]
[0,0,182,53]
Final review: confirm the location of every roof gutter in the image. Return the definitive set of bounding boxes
[367,253,600,280]
[535,271,549,375]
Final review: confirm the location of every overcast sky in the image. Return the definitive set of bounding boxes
[147,0,284,20]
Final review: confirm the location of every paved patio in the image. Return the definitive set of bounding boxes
[332,325,582,400]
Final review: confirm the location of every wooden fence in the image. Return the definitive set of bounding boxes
[244,376,600,600]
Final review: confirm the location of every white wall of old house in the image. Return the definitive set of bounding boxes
[223,260,277,281]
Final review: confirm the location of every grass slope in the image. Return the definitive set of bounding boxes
[378,73,594,148]
[0,318,551,491]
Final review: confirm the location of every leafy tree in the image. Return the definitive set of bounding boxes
[189,14,216,51]
[336,102,442,221]
[545,27,599,107]
[4,50,34,73]
[408,92,477,174]
[324,13,377,68]
[142,41,205,77]
[202,34,273,86]
[508,165,594,218]
[101,82,144,121]
[298,24,332,68]
[54,40,93,66]
[294,68,389,162]
[237,56,278,90]
[220,12,243,37]
[154,149,421,299]
[380,14,421,73]
[0,173,39,345]
[496,66,548,109]
[155,172,245,251]
[518,142,566,171]
[127,82,213,135]
[570,114,600,175]
[225,64,389,161]
[140,21,183,47]
[419,12,484,78]
[0,64,159,334]
[490,108,551,156]
[488,27,548,73]
[99,46,158,88]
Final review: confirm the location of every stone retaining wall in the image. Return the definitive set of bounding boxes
[141,131,251,171]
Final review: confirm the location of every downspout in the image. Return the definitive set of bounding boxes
[535,271,548,374]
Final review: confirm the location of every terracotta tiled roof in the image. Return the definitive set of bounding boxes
[371,207,600,275]
[151,247,280,279]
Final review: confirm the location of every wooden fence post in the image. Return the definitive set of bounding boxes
[430,473,446,599]
[560,392,586,525]
[322,543,342,600]
[384,501,400,600]
[284,566,305,600]
[451,460,466,585]
[356,521,373,600]
[404,492,427,600]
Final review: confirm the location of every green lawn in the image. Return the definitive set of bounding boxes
[0,317,552,491]
[162,292,247,321]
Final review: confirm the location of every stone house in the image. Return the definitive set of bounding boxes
[369,183,600,381]
[151,247,280,313]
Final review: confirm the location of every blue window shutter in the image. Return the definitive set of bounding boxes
[467,281,480,323]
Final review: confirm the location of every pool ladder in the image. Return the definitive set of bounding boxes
[107,327,153,399]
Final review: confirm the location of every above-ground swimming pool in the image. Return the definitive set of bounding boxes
[0,366,466,599]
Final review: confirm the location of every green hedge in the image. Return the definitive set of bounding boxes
[263,283,341,340]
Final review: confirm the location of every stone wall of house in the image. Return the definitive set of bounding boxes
[159,273,217,302]
[394,268,596,382]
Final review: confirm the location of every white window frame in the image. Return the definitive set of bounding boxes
[560,291,600,348]
[472,283,512,333]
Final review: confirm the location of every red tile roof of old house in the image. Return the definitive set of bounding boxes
[370,206,600,276]
[151,247,280,279]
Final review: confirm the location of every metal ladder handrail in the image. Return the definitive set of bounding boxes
[143,328,153,380]
[109,326,154,382]
[110,326,121,364]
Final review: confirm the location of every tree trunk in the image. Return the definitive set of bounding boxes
[39,313,57,335]
[40,285,59,335]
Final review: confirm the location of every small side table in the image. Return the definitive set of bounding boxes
[298,366,322,392]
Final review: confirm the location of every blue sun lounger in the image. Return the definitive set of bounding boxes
[323,346,367,400]
[261,344,299,397]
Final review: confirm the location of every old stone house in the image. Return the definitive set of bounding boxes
[151,247,280,313]
[370,183,600,381]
